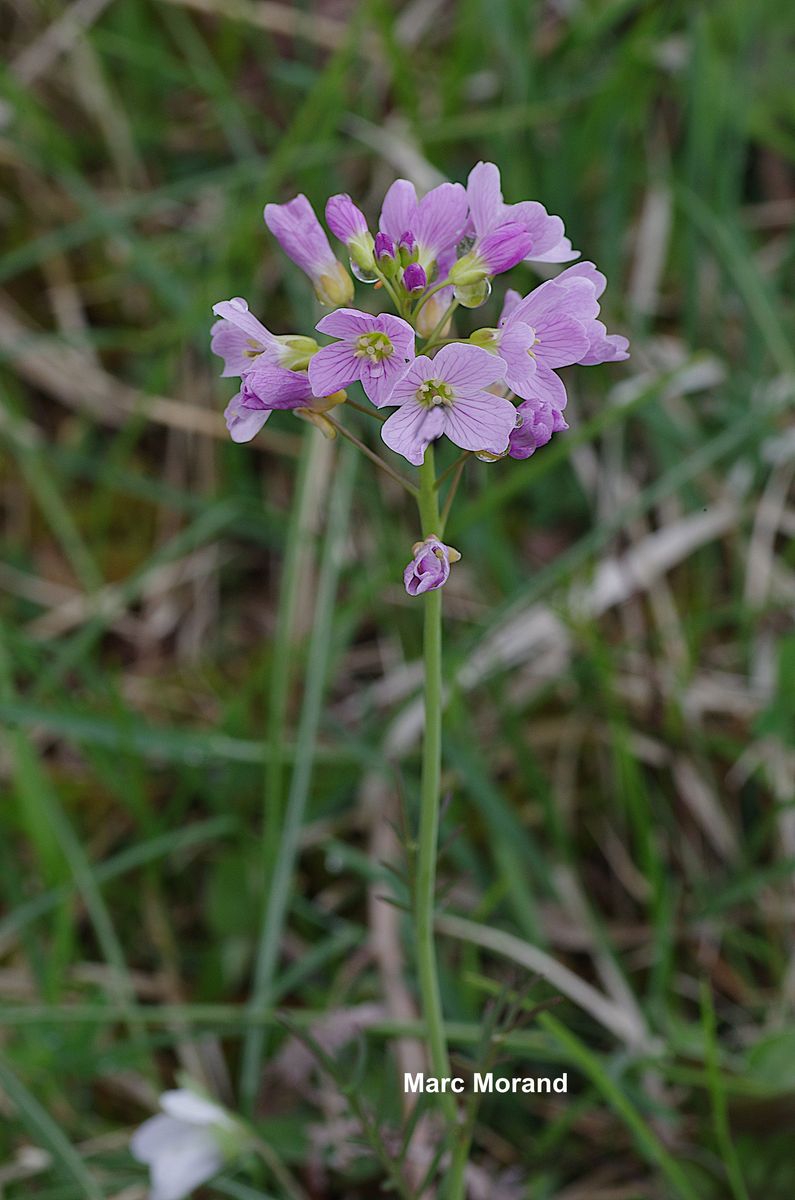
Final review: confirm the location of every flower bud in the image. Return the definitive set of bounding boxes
[398,230,418,267]
[403,262,427,294]
[403,535,461,596]
[374,232,396,262]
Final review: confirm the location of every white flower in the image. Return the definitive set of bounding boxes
[130,1089,239,1200]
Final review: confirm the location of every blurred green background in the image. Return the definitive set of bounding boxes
[1,0,794,1196]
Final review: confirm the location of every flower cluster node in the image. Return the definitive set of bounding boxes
[212,161,629,592]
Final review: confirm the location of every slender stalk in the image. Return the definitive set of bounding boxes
[439,455,468,535]
[412,277,453,322]
[326,415,419,497]
[345,396,387,422]
[434,450,470,492]
[421,300,460,353]
[415,445,456,1123]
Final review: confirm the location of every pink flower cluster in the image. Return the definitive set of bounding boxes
[211,162,629,591]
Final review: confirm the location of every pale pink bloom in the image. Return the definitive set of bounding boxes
[466,161,579,265]
[380,343,515,466]
[309,309,414,408]
[131,1089,241,1200]
[210,297,284,377]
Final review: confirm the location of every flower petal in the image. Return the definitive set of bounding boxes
[381,401,446,466]
[413,182,469,261]
[211,298,280,353]
[242,364,313,410]
[210,320,257,378]
[360,352,413,408]
[131,1115,184,1164]
[315,308,377,339]
[149,1127,222,1200]
[224,393,271,443]
[520,362,568,411]
[432,342,507,392]
[264,194,336,279]
[325,194,368,244]
[308,341,360,396]
[510,200,580,262]
[533,312,590,368]
[442,392,517,456]
[478,221,534,275]
[379,179,418,241]
[497,321,538,398]
[160,1090,229,1127]
[466,161,504,237]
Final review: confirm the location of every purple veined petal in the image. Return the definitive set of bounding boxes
[413,182,469,261]
[528,236,581,264]
[477,221,534,275]
[388,354,437,406]
[580,323,630,364]
[325,193,368,244]
[379,179,419,242]
[381,400,446,466]
[375,312,416,357]
[432,342,507,392]
[211,298,281,353]
[509,397,569,459]
[510,200,580,263]
[532,312,590,369]
[210,320,257,378]
[264,194,337,279]
[521,361,568,411]
[553,260,607,298]
[241,363,314,410]
[499,288,522,324]
[308,341,361,396]
[315,308,378,339]
[224,393,272,443]
[497,321,538,397]
[466,161,505,237]
[442,391,517,456]
[508,277,599,330]
[360,351,413,408]
[403,537,455,596]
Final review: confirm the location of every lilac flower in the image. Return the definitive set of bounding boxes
[508,397,569,460]
[403,536,461,596]
[380,343,515,466]
[211,298,316,377]
[466,161,580,265]
[264,195,354,306]
[325,193,375,273]
[224,363,314,443]
[379,179,468,275]
[309,309,415,408]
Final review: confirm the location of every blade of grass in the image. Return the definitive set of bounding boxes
[239,441,357,1112]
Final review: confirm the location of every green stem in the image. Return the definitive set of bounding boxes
[345,396,387,422]
[326,415,418,497]
[412,277,453,322]
[415,445,456,1123]
[421,300,460,353]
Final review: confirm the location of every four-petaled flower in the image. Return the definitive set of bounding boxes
[380,343,516,466]
[309,309,415,408]
[404,535,461,596]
